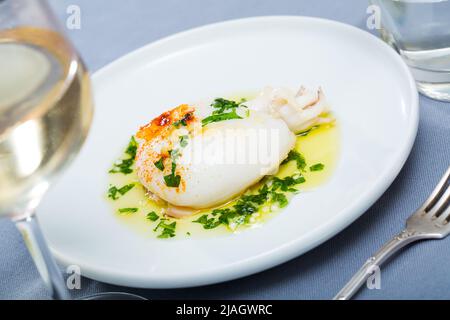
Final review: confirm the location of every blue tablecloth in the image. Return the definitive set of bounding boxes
[1,0,449,300]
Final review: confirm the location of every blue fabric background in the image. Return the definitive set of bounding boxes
[1,0,449,300]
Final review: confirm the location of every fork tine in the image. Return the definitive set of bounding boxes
[437,204,450,225]
[420,166,450,214]
[428,184,450,218]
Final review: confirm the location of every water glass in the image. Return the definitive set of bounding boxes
[372,0,450,101]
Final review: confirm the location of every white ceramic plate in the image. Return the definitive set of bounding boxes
[39,16,418,288]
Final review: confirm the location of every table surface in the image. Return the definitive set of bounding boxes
[1,0,450,300]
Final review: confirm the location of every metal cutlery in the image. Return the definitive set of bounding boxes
[334,166,450,300]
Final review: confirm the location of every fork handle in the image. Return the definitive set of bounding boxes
[333,229,423,300]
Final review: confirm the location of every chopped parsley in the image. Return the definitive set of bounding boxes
[164,174,181,188]
[154,158,165,171]
[146,211,159,221]
[211,98,242,113]
[164,162,181,188]
[193,215,222,229]
[109,136,138,174]
[154,219,176,238]
[163,149,182,188]
[169,149,181,161]
[296,125,319,137]
[201,98,247,127]
[193,173,306,230]
[281,150,307,171]
[271,192,288,208]
[202,110,243,127]
[108,183,135,200]
[179,135,189,148]
[270,175,305,192]
[310,163,325,171]
[118,207,138,214]
[173,112,193,128]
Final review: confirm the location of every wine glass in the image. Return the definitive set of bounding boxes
[0,0,144,300]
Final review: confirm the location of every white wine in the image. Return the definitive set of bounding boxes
[0,28,93,218]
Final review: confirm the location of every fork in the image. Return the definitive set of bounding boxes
[334,166,450,300]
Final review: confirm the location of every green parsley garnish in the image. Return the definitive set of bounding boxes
[310,163,325,172]
[179,135,189,148]
[118,207,138,214]
[281,150,307,171]
[202,110,243,127]
[270,192,288,208]
[211,98,246,113]
[193,173,305,230]
[201,98,247,127]
[109,136,138,175]
[154,219,176,238]
[193,215,222,229]
[168,149,181,161]
[164,174,181,188]
[296,125,319,137]
[154,158,165,171]
[173,112,193,128]
[108,183,135,200]
[146,211,159,222]
[164,162,181,188]
[162,148,183,188]
[270,175,305,192]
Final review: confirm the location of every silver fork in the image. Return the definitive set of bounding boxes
[334,166,450,300]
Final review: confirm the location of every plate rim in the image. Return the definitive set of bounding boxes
[49,15,419,288]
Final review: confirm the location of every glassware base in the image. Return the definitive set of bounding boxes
[416,81,450,102]
[81,292,147,300]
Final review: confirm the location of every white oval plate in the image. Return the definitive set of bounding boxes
[39,16,418,288]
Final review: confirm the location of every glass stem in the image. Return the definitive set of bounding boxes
[15,214,71,300]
